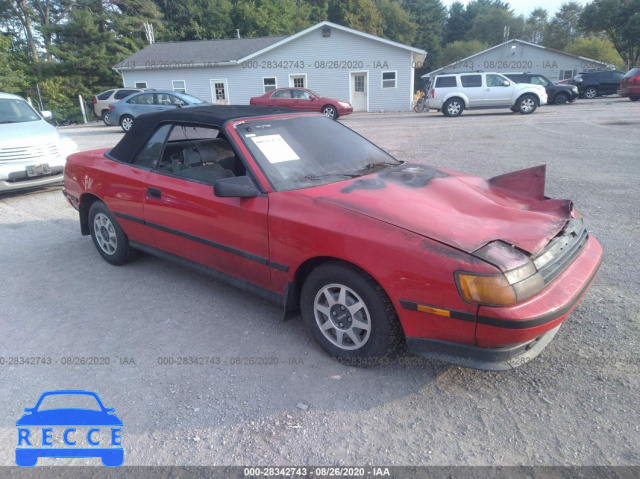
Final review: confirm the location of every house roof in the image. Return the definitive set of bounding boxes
[422,39,611,78]
[114,21,426,71]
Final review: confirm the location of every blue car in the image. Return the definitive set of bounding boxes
[108,90,208,132]
[16,390,123,467]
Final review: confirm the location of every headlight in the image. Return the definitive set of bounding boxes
[572,87,578,92]
[455,241,545,306]
[59,136,79,157]
[338,101,351,107]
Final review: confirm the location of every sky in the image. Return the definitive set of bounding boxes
[441,0,589,17]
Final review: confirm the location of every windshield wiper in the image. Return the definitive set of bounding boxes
[0,120,20,124]
[356,161,400,174]
[304,172,361,181]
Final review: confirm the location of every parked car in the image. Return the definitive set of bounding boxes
[63,105,602,370]
[569,70,626,99]
[250,88,353,119]
[0,92,78,193]
[503,73,579,105]
[427,72,547,116]
[93,88,144,125]
[108,90,208,132]
[617,68,640,101]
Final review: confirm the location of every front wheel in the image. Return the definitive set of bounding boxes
[442,98,463,117]
[301,262,402,363]
[414,101,426,113]
[584,87,598,99]
[120,115,134,132]
[322,105,338,119]
[89,201,138,265]
[517,94,538,114]
[101,110,110,125]
[630,96,639,102]
[554,93,568,105]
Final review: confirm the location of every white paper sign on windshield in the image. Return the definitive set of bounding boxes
[251,134,300,163]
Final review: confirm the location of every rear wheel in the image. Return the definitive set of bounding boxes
[442,98,463,117]
[88,201,138,265]
[301,262,402,363]
[120,115,134,132]
[630,96,639,102]
[584,87,598,99]
[517,94,537,114]
[554,92,569,105]
[101,110,110,125]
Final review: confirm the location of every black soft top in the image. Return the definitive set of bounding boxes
[108,104,302,163]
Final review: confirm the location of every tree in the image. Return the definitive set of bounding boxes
[580,0,640,67]
[524,8,548,44]
[444,2,469,44]
[156,0,234,41]
[438,39,488,66]
[543,2,583,50]
[566,36,625,68]
[376,0,416,45]
[0,34,32,93]
[327,0,383,35]
[465,8,524,45]
[402,0,446,69]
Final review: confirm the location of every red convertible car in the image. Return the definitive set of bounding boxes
[63,106,602,370]
[249,88,352,119]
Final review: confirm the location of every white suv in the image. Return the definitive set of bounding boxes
[427,72,548,117]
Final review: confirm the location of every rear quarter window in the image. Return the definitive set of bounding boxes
[435,76,457,88]
[97,90,114,100]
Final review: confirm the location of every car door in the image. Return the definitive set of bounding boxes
[127,93,157,117]
[459,74,483,108]
[482,74,514,106]
[290,89,318,112]
[269,89,295,109]
[142,124,271,288]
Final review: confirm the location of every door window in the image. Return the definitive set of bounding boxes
[354,75,365,92]
[460,75,482,87]
[131,124,172,169]
[213,82,226,101]
[129,93,154,105]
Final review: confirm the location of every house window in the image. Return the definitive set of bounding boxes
[134,82,148,88]
[289,74,306,88]
[263,77,277,93]
[172,80,186,93]
[559,69,577,80]
[382,71,396,89]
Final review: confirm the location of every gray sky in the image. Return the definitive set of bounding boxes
[442,0,589,17]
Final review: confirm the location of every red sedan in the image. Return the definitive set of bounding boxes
[249,87,353,119]
[63,106,602,370]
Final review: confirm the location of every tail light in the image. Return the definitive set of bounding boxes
[108,105,115,110]
[630,75,640,84]
[92,97,97,104]
[430,89,435,98]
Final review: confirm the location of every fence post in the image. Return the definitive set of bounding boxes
[79,95,88,124]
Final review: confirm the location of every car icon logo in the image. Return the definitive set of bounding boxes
[16,390,123,467]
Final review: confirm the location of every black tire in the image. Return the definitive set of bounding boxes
[322,105,338,119]
[101,110,110,126]
[517,94,538,114]
[630,96,640,102]
[300,261,402,363]
[442,98,463,117]
[584,87,598,99]
[554,92,569,105]
[120,115,134,132]
[88,201,138,266]
[414,102,426,113]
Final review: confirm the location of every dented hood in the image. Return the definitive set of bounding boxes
[301,164,572,255]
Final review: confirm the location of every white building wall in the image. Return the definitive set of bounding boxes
[122,27,418,111]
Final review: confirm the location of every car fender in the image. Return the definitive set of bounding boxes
[443,91,470,108]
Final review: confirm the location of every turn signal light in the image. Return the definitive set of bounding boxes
[455,273,517,306]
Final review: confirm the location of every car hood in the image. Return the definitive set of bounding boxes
[16,409,123,426]
[0,120,59,147]
[299,164,571,255]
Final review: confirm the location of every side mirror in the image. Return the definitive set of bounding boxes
[310,95,318,100]
[503,80,511,86]
[24,408,34,413]
[40,111,53,120]
[214,176,261,198]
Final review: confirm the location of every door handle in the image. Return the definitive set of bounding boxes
[147,187,162,199]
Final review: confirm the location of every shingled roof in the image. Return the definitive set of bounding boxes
[113,35,289,70]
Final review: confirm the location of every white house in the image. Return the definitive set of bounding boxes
[423,39,612,82]
[114,21,426,112]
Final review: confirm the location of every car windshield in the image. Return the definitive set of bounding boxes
[175,93,206,104]
[531,76,550,86]
[36,394,102,411]
[0,98,41,124]
[238,116,401,191]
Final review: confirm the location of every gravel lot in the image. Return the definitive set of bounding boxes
[1,98,638,468]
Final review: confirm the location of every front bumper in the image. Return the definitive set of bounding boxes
[0,157,66,192]
[406,325,561,371]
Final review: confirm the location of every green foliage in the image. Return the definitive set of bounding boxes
[580,0,640,66]
[566,36,625,69]
[438,39,488,67]
[543,2,583,50]
[0,35,32,93]
[377,0,416,45]
[327,0,383,35]
[402,0,446,69]
[524,8,548,44]
[444,2,469,44]
[465,8,524,45]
